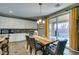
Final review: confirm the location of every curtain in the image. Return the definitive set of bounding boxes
[44,17,48,37]
[70,7,78,50]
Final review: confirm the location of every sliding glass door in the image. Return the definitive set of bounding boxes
[49,13,70,47]
[49,18,57,40]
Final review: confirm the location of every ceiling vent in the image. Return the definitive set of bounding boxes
[55,3,61,7]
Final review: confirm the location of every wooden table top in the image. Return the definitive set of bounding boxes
[33,35,53,45]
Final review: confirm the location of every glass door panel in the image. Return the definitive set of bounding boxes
[49,18,57,40]
[57,14,69,47]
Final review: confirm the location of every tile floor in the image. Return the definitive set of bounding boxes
[9,41,28,55]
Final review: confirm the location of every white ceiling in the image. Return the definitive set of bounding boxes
[0,3,73,19]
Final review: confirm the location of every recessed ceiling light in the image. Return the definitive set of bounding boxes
[9,10,13,13]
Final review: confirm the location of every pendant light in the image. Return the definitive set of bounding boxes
[37,3,45,24]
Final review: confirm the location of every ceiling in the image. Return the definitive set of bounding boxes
[0,3,74,20]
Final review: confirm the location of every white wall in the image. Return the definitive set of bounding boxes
[0,33,28,42]
[0,16,37,29]
[0,16,37,42]
[9,33,26,42]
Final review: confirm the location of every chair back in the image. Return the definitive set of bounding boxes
[26,35,30,44]
[55,39,67,55]
[29,37,36,48]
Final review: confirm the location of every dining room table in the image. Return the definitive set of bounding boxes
[33,35,52,45]
[32,35,57,55]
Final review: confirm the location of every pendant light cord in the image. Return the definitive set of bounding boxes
[39,3,42,18]
[37,3,45,24]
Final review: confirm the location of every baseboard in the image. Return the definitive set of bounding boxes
[66,47,79,53]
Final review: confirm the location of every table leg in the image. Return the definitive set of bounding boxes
[42,46,48,55]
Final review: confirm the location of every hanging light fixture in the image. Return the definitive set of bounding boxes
[37,3,45,24]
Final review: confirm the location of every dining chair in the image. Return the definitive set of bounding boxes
[46,39,67,55]
[29,37,44,55]
[0,37,9,55]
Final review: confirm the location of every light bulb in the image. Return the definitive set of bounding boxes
[43,20,45,24]
[39,19,42,23]
[37,21,39,24]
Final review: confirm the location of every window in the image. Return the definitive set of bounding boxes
[54,22,69,40]
[49,13,70,47]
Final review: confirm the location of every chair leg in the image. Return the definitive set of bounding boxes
[1,45,9,55]
[1,45,4,55]
[30,47,32,55]
[35,50,37,55]
[27,43,28,49]
[7,46,9,55]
